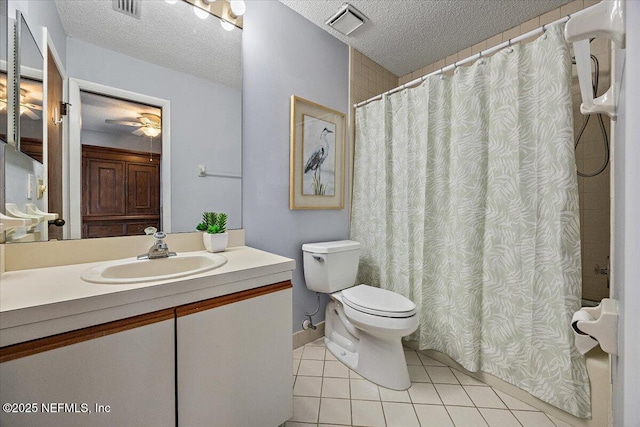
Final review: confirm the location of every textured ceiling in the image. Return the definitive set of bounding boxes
[279,0,570,77]
[55,0,241,89]
[80,91,161,136]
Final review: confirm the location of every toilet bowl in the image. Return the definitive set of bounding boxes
[302,240,419,390]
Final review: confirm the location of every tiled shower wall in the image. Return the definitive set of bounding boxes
[349,48,399,107]
[350,0,610,302]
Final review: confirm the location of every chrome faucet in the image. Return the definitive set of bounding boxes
[137,231,177,260]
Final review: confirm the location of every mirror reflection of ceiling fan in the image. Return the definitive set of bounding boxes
[0,84,43,120]
[105,113,162,137]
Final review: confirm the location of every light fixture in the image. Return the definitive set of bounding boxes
[165,0,178,4]
[193,5,209,19]
[141,127,161,138]
[229,0,245,17]
[181,0,244,28]
[220,19,235,31]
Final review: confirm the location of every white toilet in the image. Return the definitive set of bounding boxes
[302,240,419,390]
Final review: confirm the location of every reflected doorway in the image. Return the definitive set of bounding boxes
[81,92,161,238]
[68,79,171,240]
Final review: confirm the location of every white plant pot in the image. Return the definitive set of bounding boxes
[203,232,228,253]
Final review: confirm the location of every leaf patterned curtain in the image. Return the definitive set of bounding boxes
[351,24,590,418]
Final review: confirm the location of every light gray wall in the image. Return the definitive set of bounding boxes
[82,129,162,154]
[66,37,242,232]
[243,1,350,333]
[613,3,640,426]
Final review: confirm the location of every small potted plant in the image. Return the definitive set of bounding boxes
[196,212,228,253]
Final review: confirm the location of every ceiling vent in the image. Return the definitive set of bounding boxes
[326,3,367,36]
[112,0,141,19]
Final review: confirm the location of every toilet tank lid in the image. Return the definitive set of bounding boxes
[302,240,361,254]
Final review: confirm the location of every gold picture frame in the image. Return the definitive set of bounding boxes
[290,96,346,210]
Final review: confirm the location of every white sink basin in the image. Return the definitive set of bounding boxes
[81,252,227,284]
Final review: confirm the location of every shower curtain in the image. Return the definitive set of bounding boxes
[351,24,590,418]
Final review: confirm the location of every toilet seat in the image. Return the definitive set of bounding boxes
[341,285,416,318]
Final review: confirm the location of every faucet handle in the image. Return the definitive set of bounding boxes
[153,231,166,241]
[144,226,158,235]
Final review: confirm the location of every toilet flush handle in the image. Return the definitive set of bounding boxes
[313,255,325,262]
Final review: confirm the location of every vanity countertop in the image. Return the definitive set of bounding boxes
[0,246,295,347]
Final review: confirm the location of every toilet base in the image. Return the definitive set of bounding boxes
[324,301,412,390]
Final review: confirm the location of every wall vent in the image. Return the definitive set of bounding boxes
[326,4,367,36]
[112,0,141,19]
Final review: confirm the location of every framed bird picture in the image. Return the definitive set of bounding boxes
[290,95,346,210]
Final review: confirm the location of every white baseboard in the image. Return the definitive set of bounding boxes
[293,321,325,349]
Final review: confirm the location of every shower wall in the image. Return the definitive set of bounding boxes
[395,0,611,303]
[573,37,611,302]
[349,48,398,107]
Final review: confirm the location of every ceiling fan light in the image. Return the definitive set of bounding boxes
[193,5,209,20]
[229,0,245,17]
[141,127,161,137]
[202,0,216,4]
[220,19,235,31]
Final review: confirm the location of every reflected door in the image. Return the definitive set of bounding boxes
[47,48,64,240]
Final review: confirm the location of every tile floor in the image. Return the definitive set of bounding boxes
[287,338,573,427]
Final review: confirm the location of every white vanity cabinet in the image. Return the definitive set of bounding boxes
[176,282,293,427]
[0,312,175,427]
[0,281,294,427]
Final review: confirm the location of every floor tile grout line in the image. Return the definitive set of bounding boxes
[294,345,560,426]
[510,409,526,427]
[474,404,521,427]
[544,411,563,427]
[317,354,325,425]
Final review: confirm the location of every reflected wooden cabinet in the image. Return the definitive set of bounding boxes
[82,146,160,238]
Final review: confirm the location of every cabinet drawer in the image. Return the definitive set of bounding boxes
[83,222,124,238]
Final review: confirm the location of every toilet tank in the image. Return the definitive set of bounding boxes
[302,240,361,293]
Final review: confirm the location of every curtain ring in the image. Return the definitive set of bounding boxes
[507,38,514,53]
[542,24,548,39]
[439,67,445,80]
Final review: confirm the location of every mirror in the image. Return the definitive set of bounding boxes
[0,0,7,142]
[15,10,44,162]
[2,0,242,243]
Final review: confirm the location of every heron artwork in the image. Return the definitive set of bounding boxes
[303,116,336,195]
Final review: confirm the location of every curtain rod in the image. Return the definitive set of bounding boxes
[354,7,590,109]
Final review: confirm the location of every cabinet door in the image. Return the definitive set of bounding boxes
[177,285,293,427]
[0,317,175,427]
[126,163,160,216]
[83,158,126,216]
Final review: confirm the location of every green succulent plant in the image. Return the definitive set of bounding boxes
[196,212,227,234]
